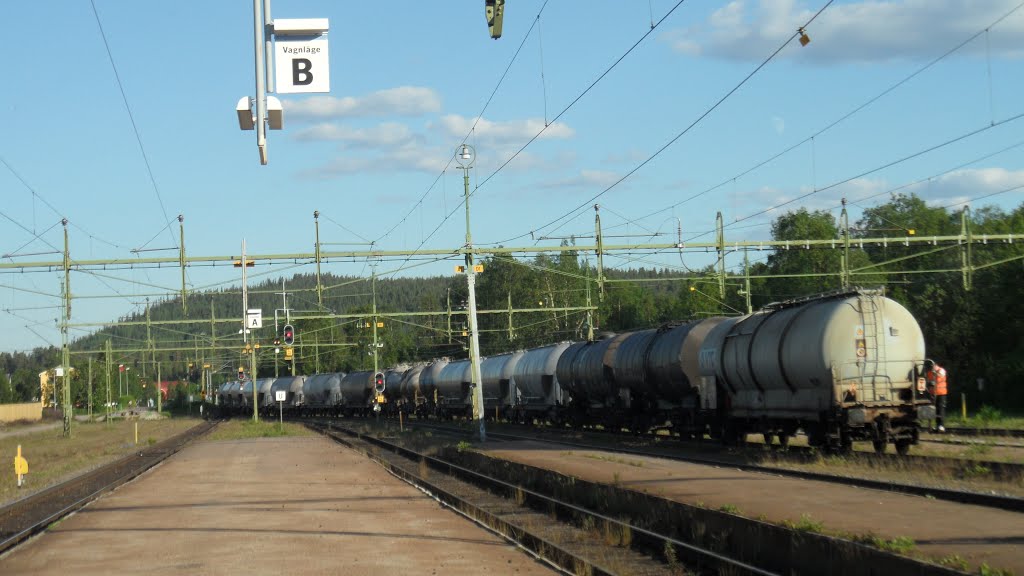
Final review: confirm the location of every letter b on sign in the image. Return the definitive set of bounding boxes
[292,59,313,86]
[275,37,330,94]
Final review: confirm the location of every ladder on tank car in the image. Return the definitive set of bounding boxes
[858,294,888,402]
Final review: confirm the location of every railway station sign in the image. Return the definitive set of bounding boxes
[275,390,287,402]
[247,309,263,329]
[273,19,330,94]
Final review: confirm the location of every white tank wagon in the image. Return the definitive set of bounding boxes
[480,351,524,418]
[216,381,236,407]
[417,358,450,410]
[699,289,932,454]
[253,378,276,412]
[226,380,244,409]
[510,342,572,422]
[396,363,429,416]
[302,373,345,417]
[434,359,473,418]
[267,376,306,415]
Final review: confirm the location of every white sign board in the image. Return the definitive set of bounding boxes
[275,36,330,93]
[247,309,263,329]
[275,390,287,402]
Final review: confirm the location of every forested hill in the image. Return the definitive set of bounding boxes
[2,194,1022,411]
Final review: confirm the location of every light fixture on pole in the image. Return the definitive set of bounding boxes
[455,143,486,443]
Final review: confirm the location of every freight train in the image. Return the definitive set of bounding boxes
[218,289,936,454]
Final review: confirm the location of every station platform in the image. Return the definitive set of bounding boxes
[0,434,555,575]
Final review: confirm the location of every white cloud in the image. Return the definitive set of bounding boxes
[906,167,1024,207]
[292,122,416,147]
[542,169,622,190]
[284,86,442,119]
[301,140,447,177]
[433,114,575,146]
[661,0,1024,63]
[771,115,785,135]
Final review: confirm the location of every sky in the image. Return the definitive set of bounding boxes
[1,0,1023,354]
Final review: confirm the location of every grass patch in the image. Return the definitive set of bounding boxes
[718,503,741,514]
[979,563,1014,576]
[948,408,1024,430]
[0,418,201,507]
[782,513,824,533]
[203,420,313,441]
[852,533,916,555]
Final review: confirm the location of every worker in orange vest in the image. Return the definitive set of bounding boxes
[924,359,948,432]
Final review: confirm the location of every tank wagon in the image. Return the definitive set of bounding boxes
[480,351,524,419]
[511,342,571,423]
[265,375,306,416]
[302,373,345,416]
[699,289,931,453]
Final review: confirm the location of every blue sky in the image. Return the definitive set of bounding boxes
[1,0,1023,353]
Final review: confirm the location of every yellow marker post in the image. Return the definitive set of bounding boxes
[134,422,139,446]
[14,445,28,488]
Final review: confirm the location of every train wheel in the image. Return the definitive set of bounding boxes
[777,434,790,450]
[895,440,911,456]
[872,440,887,454]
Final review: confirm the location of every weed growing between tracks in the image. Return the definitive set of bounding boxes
[203,420,313,441]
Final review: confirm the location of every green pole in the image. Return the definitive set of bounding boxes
[179,215,187,313]
[315,210,324,309]
[61,219,72,439]
[157,362,162,414]
[88,357,93,418]
[105,340,112,424]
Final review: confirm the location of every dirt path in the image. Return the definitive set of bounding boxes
[483,440,1023,573]
[0,435,556,575]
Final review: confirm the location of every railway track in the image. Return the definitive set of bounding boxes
[309,420,755,576]
[941,426,1024,439]
[405,421,1024,513]
[0,420,218,555]
[314,420,969,576]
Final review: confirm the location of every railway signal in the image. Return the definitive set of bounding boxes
[373,372,385,394]
[237,366,245,380]
[485,0,505,39]
[283,324,294,346]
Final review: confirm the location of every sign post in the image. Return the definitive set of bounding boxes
[275,390,286,430]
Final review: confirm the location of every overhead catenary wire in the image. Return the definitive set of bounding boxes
[89,0,176,252]
[493,0,835,246]
[389,0,693,271]
[684,111,1024,243]
[373,0,553,248]
[600,0,1024,236]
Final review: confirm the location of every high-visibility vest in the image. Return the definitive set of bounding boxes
[926,367,948,396]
